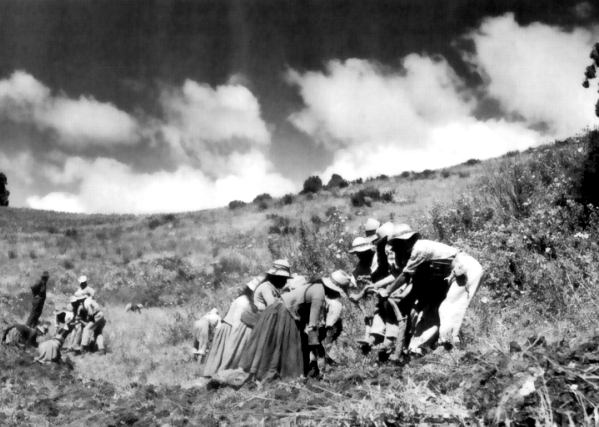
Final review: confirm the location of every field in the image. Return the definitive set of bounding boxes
[1,131,599,426]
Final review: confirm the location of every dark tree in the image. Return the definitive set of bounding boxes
[326,173,349,189]
[0,173,9,207]
[582,42,599,117]
[301,176,323,194]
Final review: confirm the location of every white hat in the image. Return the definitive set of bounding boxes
[322,270,352,298]
[348,237,374,254]
[246,277,261,292]
[266,259,292,278]
[370,222,395,246]
[78,276,87,284]
[364,218,381,233]
[388,224,420,241]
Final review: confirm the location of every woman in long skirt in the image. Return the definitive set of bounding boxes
[239,270,352,381]
[203,279,257,376]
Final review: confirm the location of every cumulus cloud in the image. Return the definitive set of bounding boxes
[157,79,271,173]
[0,71,138,146]
[26,151,294,214]
[288,14,599,180]
[466,13,598,138]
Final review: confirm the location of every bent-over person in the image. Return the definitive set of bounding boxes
[81,296,106,354]
[2,321,50,349]
[193,308,221,361]
[239,270,352,381]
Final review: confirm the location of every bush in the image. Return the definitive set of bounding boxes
[412,169,436,180]
[441,170,451,178]
[458,171,470,178]
[464,158,481,166]
[400,171,411,178]
[253,193,272,204]
[257,200,269,211]
[61,259,75,270]
[8,249,17,259]
[29,250,37,259]
[267,214,296,235]
[301,176,323,194]
[281,193,295,205]
[64,228,79,239]
[350,187,394,207]
[228,200,246,210]
[326,174,349,189]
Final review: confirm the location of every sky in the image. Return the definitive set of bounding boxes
[0,0,598,214]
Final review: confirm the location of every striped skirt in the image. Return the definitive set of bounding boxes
[239,301,307,380]
[203,322,232,377]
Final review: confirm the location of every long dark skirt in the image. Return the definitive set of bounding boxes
[239,301,308,380]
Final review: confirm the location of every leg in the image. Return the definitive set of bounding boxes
[438,255,484,345]
[93,318,106,352]
[26,298,44,328]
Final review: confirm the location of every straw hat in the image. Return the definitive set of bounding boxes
[322,270,353,298]
[266,259,292,278]
[348,237,374,254]
[364,218,381,233]
[388,224,420,241]
[78,275,87,284]
[246,277,262,292]
[370,222,395,246]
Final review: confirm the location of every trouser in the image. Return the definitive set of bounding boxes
[26,297,45,328]
[408,253,484,351]
[82,314,106,350]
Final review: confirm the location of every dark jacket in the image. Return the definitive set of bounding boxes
[2,324,39,348]
[31,279,47,299]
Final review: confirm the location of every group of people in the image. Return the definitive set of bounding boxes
[1,273,107,364]
[194,218,483,382]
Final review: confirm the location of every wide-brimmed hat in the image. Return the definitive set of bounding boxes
[266,259,292,278]
[348,237,374,254]
[388,224,420,242]
[370,222,395,246]
[78,275,88,284]
[364,218,381,233]
[322,270,353,298]
[245,276,262,292]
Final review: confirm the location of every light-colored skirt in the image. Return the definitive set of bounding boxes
[239,301,306,380]
[35,338,62,364]
[221,321,252,370]
[203,322,232,376]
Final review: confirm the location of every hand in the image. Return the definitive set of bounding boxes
[377,289,389,299]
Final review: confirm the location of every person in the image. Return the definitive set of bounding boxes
[62,295,87,353]
[75,276,95,299]
[364,218,381,238]
[81,296,106,354]
[192,308,221,361]
[349,237,377,287]
[203,278,258,376]
[2,321,50,349]
[239,270,352,381]
[35,326,71,364]
[26,271,49,328]
[239,259,292,328]
[379,224,484,356]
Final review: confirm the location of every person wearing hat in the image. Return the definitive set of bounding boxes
[81,295,107,355]
[35,325,72,364]
[240,269,352,381]
[192,308,221,362]
[75,276,95,299]
[238,259,292,329]
[379,224,484,357]
[348,237,377,287]
[61,296,86,353]
[364,218,381,238]
[2,321,50,349]
[26,271,50,328]
[203,278,258,376]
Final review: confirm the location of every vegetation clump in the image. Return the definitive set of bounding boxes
[228,200,246,210]
[301,175,323,194]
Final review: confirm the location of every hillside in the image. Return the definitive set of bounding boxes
[1,130,599,426]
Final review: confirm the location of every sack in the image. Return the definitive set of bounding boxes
[240,307,261,328]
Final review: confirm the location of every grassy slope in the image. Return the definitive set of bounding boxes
[1,137,598,426]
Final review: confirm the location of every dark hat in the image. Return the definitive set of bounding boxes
[41,271,50,279]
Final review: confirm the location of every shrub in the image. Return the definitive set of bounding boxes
[326,174,349,189]
[441,170,451,178]
[29,250,37,259]
[412,169,436,180]
[400,171,411,178]
[350,187,393,207]
[503,150,520,158]
[257,200,269,211]
[281,193,295,205]
[64,228,79,239]
[458,171,470,178]
[267,214,296,235]
[61,259,75,270]
[464,158,481,166]
[253,193,272,204]
[8,249,17,259]
[301,176,323,194]
[228,200,246,210]
[352,178,363,185]
[148,214,178,230]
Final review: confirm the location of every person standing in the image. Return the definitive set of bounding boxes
[75,276,95,299]
[81,296,106,355]
[26,271,49,328]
